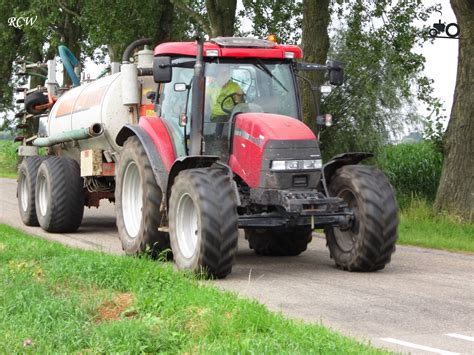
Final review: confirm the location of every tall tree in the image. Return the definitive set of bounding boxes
[434,0,473,221]
[301,0,330,131]
[314,0,441,159]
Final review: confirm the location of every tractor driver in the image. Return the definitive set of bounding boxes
[206,65,244,137]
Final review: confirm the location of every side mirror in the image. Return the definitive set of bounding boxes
[153,56,172,83]
[328,60,344,86]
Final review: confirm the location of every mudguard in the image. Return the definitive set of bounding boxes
[321,152,373,195]
[116,124,169,197]
[165,156,219,203]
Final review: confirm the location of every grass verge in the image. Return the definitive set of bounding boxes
[398,199,474,253]
[0,140,19,178]
[0,224,384,353]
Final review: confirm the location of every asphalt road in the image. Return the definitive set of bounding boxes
[1,177,473,354]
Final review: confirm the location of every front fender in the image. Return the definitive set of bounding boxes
[165,156,220,206]
[321,152,373,195]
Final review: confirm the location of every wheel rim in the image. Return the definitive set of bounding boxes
[19,173,29,212]
[175,193,199,259]
[37,173,48,217]
[122,161,143,238]
[333,189,360,252]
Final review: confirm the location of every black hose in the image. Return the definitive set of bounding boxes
[122,38,152,63]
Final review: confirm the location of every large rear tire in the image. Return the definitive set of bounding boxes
[17,156,44,226]
[35,156,85,232]
[116,136,170,258]
[245,226,312,256]
[169,168,238,278]
[325,165,398,271]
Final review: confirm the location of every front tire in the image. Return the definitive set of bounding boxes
[245,226,312,256]
[325,165,398,271]
[116,136,170,257]
[17,156,44,226]
[169,168,238,278]
[35,157,85,232]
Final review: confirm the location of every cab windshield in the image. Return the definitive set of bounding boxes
[158,59,299,158]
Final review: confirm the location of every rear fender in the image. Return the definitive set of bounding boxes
[321,152,373,195]
[116,124,170,200]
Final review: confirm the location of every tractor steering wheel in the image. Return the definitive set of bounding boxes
[220,92,245,115]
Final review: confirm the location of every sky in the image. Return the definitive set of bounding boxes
[417,0,458,126]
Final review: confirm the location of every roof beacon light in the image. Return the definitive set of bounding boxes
[205,49,219,57]
[284,51,295,59]
[267,34,278,43]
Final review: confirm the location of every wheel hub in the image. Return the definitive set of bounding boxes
[122,161,143,238]
[19,173,29,212]
[37,173,48,217]
[333,189,360,252]
[175,193,199,259]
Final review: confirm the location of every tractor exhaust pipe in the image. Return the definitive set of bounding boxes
[122,38,152,63]
[33,123,104,147]
[190,36,205,156]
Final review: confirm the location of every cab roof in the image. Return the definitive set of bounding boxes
[153,37,303,60]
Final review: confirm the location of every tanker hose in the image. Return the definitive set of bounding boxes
[122,38,152,63]
[58,45,80,87]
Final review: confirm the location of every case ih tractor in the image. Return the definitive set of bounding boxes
[16,37,398,278]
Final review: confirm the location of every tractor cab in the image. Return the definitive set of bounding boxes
[153,37,304,161]
[158,59,300,160]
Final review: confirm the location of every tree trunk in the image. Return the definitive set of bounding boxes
[153,0,175,43]
[62,12,82,87]
[29,46,46,89]
[301,0,330,131]
[434,0,474,222]
[206,0,237,37]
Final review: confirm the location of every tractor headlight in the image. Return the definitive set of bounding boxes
[271,159,322,171]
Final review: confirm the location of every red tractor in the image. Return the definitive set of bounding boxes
[115,36,398,278]
[17,37,398,279]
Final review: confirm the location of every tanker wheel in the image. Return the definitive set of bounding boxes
[325,165,398,271]
[245,226,312,256]
[116,136,170,258]
[17,156,45,226]
[25,90,48,115]
[169,168,238,278]
[35,156,85,232]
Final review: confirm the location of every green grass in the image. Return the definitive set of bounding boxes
[0,140,19,178]
[0,224,384,354]
[398,199,474,253]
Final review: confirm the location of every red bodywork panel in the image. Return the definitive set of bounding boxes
[154,42,303,59]
[229,113,316,188]
[139,116,176,172]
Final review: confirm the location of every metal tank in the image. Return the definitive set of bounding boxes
[38,46,155,160]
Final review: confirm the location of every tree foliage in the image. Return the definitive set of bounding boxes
[315,0,442,159]
[239,0,302,43]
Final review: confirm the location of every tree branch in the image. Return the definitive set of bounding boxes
[170,0,212,35]
[57,0,80,18]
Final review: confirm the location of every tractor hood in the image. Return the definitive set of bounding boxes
[233,113,316,144]
[229,113,320,188]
